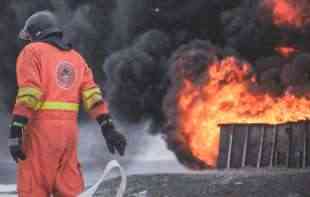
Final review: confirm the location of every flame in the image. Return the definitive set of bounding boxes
[275,46,298,57]
[177,57,310,167]
[267,0,304,28]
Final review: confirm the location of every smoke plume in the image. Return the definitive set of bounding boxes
[103,30,171,133]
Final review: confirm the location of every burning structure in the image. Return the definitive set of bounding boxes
[163,40,310,169]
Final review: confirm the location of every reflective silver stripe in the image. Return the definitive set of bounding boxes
[8,138,19,146]
[12,122,25,128]
[100,118,113,127]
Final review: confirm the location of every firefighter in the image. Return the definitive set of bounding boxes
[8,10,127,197]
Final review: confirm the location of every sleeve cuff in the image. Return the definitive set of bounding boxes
[12,105,34,119]
[88,102,109,120]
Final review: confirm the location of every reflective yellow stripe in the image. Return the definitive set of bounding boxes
[17,87,42,99]
[83,94,103,111]
[37,101,79,111]
[82,87,103,111]
[16,87,42,110]
[16,96,39,109]
[82,87,102,100]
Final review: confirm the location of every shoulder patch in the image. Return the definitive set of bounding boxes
[56,61,76,89]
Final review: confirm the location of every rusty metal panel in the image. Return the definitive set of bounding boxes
[275,124,290,167]
[260,125,273,167]
[230,124,247,168]
[218,122,310,169]
[257,126,265,168]
[217,125,231,169]
[270,126,278,167]
[246,125,261,167]
[241,126,249,167]
[218,124,249,169]
[289,123,305,168]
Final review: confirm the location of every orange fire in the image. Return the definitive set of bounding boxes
[266,0,304,28]
[275,46,298,57]
[177,57,310,167]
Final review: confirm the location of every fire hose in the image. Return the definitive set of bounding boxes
[79,160,127,197]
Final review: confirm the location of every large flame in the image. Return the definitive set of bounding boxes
[177,57,310,167]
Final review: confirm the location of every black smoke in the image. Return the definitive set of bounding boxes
[223,0,310,96]
[0,1,19,110]
[223,0,310,60]
[103,30,171,133]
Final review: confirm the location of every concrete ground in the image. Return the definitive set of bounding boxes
[96,168,310,197]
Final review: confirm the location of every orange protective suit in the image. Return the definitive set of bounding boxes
[13,42,108,197]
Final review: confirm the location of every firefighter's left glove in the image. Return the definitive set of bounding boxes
[97,114,127,156]
[9,115,28,163]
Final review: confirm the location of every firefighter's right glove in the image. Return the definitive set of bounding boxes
[9,115,28,163]
[97,114,127,156]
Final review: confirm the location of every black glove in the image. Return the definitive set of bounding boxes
[9,115,28,163]
[97,114,127,156]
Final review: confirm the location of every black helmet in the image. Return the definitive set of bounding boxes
[19,10,62,41]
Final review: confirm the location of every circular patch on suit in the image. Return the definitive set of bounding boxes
[56,61,76,89]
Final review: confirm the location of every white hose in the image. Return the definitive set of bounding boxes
[79,160,127,197]
[0,185,16,193]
